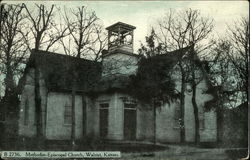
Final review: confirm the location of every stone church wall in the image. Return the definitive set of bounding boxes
[85,96,99,137]
[156,101,181,143]
[18,67,217,142]
[46,92,83,140]
[136,103,154,141]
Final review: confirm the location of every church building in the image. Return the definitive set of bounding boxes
[18,22,217,143]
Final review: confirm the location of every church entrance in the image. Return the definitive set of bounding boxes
[123,104,136,140]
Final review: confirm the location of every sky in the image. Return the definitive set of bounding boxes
[4,0,249,51]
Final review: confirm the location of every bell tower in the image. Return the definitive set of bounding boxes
[102,22,138,77]
[106,22,136,54]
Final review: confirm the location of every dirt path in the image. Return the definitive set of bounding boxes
[121,145,247,160]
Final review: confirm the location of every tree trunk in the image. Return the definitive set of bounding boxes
[180,65,186,143]
[4,62,15,98]
[82,95,87,137]
[245,42,248,99]
[34,67,44,149]
[35,68,42,136]
[153,103,156,144]
[244,24,248,100]
[190,49,200,144]
[35,33,42,51]
[71,74,76,150]
[4,43,15,98]
[191,82,200,144]
[71,51,81,150]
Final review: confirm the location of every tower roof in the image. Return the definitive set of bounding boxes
[106,22,136,33]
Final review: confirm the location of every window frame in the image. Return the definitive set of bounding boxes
[64,104,72,125]
[99,102,109,139]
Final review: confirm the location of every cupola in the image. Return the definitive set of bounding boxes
[106,22,136,54]
[102,22,139,77]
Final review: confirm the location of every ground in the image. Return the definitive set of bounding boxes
[0,139,247,160]
[122,145,248,160]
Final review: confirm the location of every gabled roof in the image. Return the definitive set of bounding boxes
[18,45,199,95]
[19,50,102,93]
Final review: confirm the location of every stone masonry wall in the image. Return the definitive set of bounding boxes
[156,101,181,143]
[46,92,83,140]
[136,102,154,141]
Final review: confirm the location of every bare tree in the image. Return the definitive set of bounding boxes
[208,17,248,106]
[87,23,108,61]
[62,6,98,58]
[17,4,71,145]
[22,3,69,51]
[209,39,244,108]
[0,3,29,141]
[0,4,28,98]
[226,17,249,98]
[61,6,100,150]
[153,8,214,143]
[206,17,249,144]
[156,9,214,53]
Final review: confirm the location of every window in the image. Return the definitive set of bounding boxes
[99,103,109,138]
[64,105,72,125]
[24,99,29,125]
[174,106,181,129]
[124,103,137,140]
